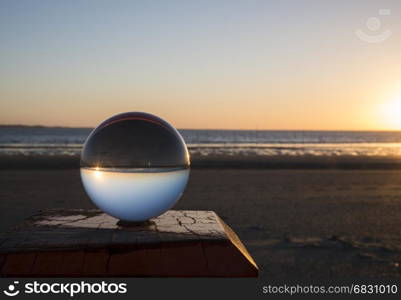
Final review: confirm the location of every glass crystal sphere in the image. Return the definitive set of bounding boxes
[80,112,190,222]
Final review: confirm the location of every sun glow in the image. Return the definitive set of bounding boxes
[94,167,103,179]
[379,98,401,130]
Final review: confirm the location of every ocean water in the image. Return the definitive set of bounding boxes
[1,127,401,157]
[80,167,189,221]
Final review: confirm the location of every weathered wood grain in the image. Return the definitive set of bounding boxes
[0,209,258,277]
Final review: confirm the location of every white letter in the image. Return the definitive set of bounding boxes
[25,283,33,294]
[119,283,127,294]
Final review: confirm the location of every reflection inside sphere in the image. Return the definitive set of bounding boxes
[80,112,190,222]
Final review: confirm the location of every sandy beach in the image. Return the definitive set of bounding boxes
[1,164,401,280]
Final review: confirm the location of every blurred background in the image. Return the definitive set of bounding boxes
[1,0,401,280]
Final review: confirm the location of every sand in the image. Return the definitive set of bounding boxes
[3,154,401,170]
[1,168,401,280]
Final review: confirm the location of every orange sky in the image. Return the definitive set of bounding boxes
[1,1,401,130]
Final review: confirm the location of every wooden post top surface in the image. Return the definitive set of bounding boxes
[0,209,258,277]
[1,210,229,252]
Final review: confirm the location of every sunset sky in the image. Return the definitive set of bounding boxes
[1,0,401,130]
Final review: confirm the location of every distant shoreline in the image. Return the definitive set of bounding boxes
[0,124,92,129]
[1,124,401,132]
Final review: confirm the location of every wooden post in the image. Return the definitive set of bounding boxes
[0,209,258,277]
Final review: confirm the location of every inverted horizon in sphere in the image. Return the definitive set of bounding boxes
[80,112,190,221]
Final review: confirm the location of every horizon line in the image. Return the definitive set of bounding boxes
[1,124,401,132]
